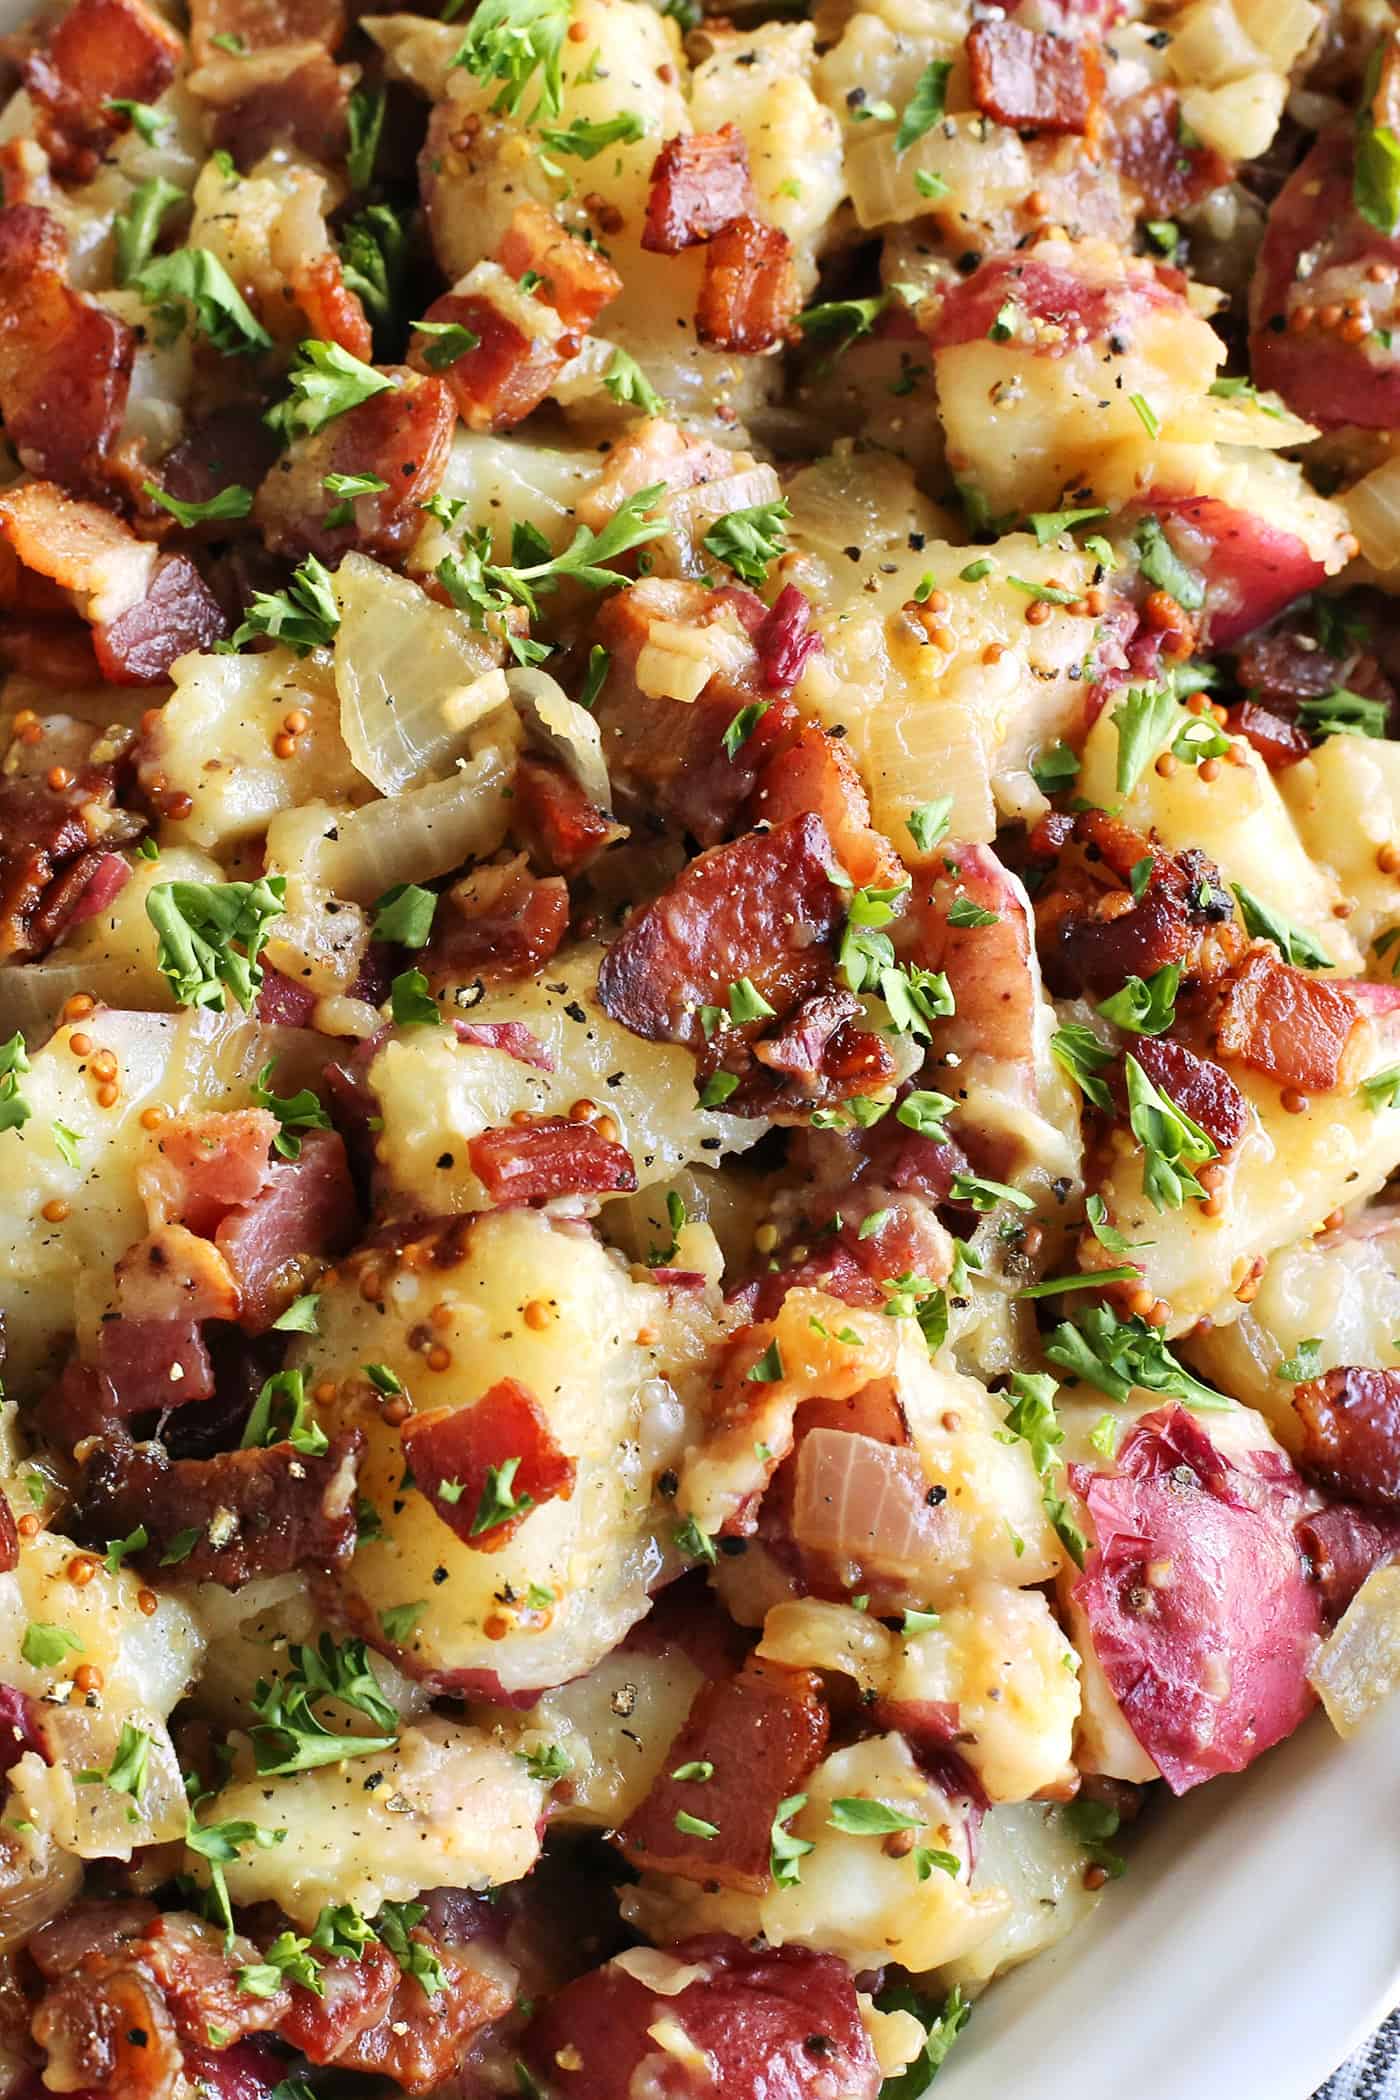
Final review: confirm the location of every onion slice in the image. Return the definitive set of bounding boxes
[507,667,613,813]
[1308,1563,1400,1737]
[792,1428,951,1579]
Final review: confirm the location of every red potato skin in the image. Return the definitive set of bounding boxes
[522,1937,880,2100]
[1292,1369,1400,1510]
[1071,1406,1321,1793]
[1143,494,1328,650]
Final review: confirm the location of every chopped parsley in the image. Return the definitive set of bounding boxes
[450,0,573,118]
[1276,1338,1324,1383]
[21,1623,82,1670]
[1134,514,1204,610]
[603,347,664,415]
[538,111,645,157]
[999,1371,1085,1565]
[1124,1052,1217,1210]
[113,175,185,288]
[1030,741,1080,796]
[745,1339,785,1383]
[906,798,953,852]
[241,1368,329,1457]
[827,1797,922,1835]
[770,1793,814,1887]
[229,553,340,653]
[412,318,482,369]
[518,1741,572,1783]
[143,480,253,529]
[265,339,395,441]
[249,1634,399,1775]
[1297,688,1388,741]
[1356,41,1400,236]
[1231,884,1333,970]
[187,1815,287,1945]
[1098,962,1179,1036]
[390,968,442,1026]
[875,1983,970,2097]
[346,84,386,191]
[134,247,272,355]
[373,883,438,948]
[1045,1305,1233,1411]
[250,1058,332,1159]
[147,877,285,1011]
[703,499,792,588]
[673,1514,717,1564]
[722,701,770,759]
[1112,682,1181,794]
[894,59,952,152]
[1027,506,1109,545]
[471,1458,535,1536]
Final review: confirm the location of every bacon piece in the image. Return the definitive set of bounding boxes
[753,584,822,695]
[214,1129,357,1331]
[904,843,1038,1067]
[967,19,1099,134]
[294,1939,511,2090]
[1234,620,1356,707]
[512,753,623,878]
[752,987,863,1084]
[291,250,372,362]
[158,405,283,529]
[1292,1369,1400,1510]
[0,618,100,685]
[275,1943,400,2067]
[616,1657,828,1893]
[23,0,182,179]
[401,1377,576,1549]
[209,49,353,170]
[189,0,344,64]
[1213,948,1363,1094]
[32,1911,286,2100]
[1070,1406,1319,1792]
[0,763,140,961]
[115,1224,240,1328]
[496,198,623,331]
[697,216,798,353]
[424,853,569,988]
[1127,1034,1248,1152]
[1107,84,1232,217]
[596,814,848,1085]
[642,125,757,253]
[256,967,318,1027]
[0,208,135,498]
[77,1429,362,1586]
[593,576,799,845]
[748,725,899,891]
[522,1938,880,2100]
[467,1116,638,1205]
[93,554,228,683]
[28,845,136,955]
[412,293,566,434]
[0,1685,43,1773]
[1250,124,1400,432]
[140,1110,278,1239]
[1037,810,1240,999]
[1296,1501,1400,1619]
[254,370,454,564]
[1223,698,1311,770]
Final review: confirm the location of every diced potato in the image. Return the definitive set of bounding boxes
[369,941,769,1209]
[17,844,222,1025]
[186,152,338,345]
[622,1733,1010,1971]
[138,646,363,854]
[300,1209,717,1695]
[1308,1565,1400,1738]
[939,1800,1107,1991]
[1280,734,1400,956]
[192,1720,545,1925]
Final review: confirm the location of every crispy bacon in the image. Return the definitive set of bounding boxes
[1293,1369,1400,1510]
[114,1225,240,1329]
[158,406,283,529]
[496,198,623,332]
[1296,1502,1400,1619]
[1250,124,1400,431]
[929,250,1180,355]
[1128,1034,1248,1152]
[642,125,757,253]
[408,292,565,434]
[401,1377,576,1549]
[512,753,623,878]
[214,1128,357,1330]
[1223,698,1311,770]
[1107,85,1233,217]
[1037,810,1240,998]
[1144,493,1331,651]
[291,251,372,362]
[903,843,1038,1067]
[210,50,353,170]
[1213,948,1363,1094]
[0,207,135,497]
[96,1319,216,1414]
[1070,1406,1319,1792]
[593,577,798,845]
[254,371,454,564]
[94,554,228,683]
[0,764,141,961]
[189,0,344,64]
[617,1657,828,1892]
[141,1110,278,1238]
[77,1429,362,1586]
[596,814,848,1084]
[747,725,899,891]
[697,215,798,353]
[966,19,1100,135]
[22,0,183,179]
[467,1117,637,1205]
[424,853,569,987]
[523,1939,880,2100]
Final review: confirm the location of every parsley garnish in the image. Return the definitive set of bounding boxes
[376,1903,447,1997]
[147,877,285,1011]
[471,1457,535,1536]
[1356,40,1400,236]
[1124,1052,1217,1209]
[1112,683,1180,793]
[1030,741,1079,796]
[144,480,253,529]
[272,1294,320,1334]
[1045,1305,1233,1411]
[250,1058,332,1159]
[827,1797,922,1835]
[106,97,167,143]
[229,553,340,654]
[239,1931,322,1998]
[722,700,769,759]
[450,0,572,117]
[770,1793,813,1887]
[1361,1063,1400,1110]
[390,968,441,1026]
[947,896,998,929]
[187,1815,286,1946]
[21,1623,82,1669]
[948,1171,1033,1214]
[324,469,389,527]
[134,247,271,355]
[896,1089,955,1139]
[241,1368,329,1457]
[346,84,386,192]
[1297,688,1388,741]
[104,1526,148,1573]
[603,348,664,415]
[1098,962,1179,1036]
[412,318,481,369]
[113,175,184,288]
[250,1634,399,1775]
[1028,507,1109,545]
[875,1983,970,2097]
[702,499,791,588]
[538,111,645,157]
[674,1809,719,1839]
[999,1371,1085,1565]
[793,294,889,352]
[1231,884,1333,970]
[745,1339,785,1382]
[373,883,438,948]
[1062,1797,1126,1878]
[673,1514,717,1564]
[340,205,409,344]
[1133,515,1204,610]
[906,798,953,853]
[894,59,952,151]
[265,339,395,441]
[518,1741,572,1783]
[379,1601,427,1644]
[1276,1338,1323,1383]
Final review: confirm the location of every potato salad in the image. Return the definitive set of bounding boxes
[0,0,1398,2090]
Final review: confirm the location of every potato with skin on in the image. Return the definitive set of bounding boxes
[1280,734,1400,958]
[299,1207,718,1697]
[622,1732,1009,1972]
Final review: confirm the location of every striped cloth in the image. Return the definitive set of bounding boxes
[1316,2012,1400,2100]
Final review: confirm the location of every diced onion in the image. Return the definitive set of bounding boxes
[11,1714,187,1859]
[333,553,505,795]
[269,740,515,905]
[507,667,614,813]
[635,617,753,705]
[0,1822,82,1955]
[1346,457,1400,574]
[1308,1564,1400,1737]
[791,1428,954,1578]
